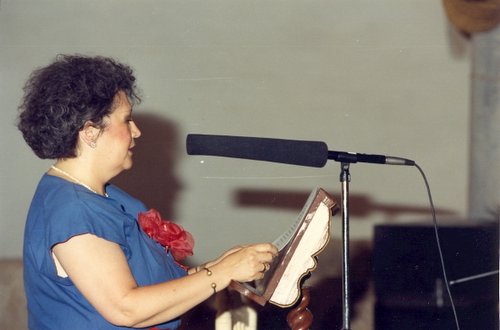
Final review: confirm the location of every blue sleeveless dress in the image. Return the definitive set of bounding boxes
[23,174,187,329]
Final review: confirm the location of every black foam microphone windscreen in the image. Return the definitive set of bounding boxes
[186,134,329,167]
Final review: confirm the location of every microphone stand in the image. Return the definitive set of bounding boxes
[328,151,414,329]
[339,163,352,330]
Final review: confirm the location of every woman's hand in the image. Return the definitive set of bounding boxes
[206,245,246,267]
[211,243,278,283]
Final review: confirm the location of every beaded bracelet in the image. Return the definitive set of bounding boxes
[202,267,217,294]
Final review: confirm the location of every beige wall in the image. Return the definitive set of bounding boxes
[1,1,470,264]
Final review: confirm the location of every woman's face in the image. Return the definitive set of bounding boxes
[95,91,141,176]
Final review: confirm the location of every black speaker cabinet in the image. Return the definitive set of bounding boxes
[373,221,498,330]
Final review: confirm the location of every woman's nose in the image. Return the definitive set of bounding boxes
[131,121,141,138]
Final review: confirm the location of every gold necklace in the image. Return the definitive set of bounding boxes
[51,165,108,197]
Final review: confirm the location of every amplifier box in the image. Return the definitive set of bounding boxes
[373,221,498,330]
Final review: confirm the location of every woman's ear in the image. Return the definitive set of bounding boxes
[79,121,100,148]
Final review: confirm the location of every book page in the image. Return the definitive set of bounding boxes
[272,187,320,251]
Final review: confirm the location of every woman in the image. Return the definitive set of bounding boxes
[18,54,277,329]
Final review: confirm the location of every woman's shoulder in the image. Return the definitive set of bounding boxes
[25,175,139,272]
[34,174,147,220]
[36,174,107,208]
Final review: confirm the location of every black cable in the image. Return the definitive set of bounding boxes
[414,163,460,330]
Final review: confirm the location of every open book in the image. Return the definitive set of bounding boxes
[229,187,337,307]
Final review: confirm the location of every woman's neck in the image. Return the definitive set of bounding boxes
[50,160,107,196]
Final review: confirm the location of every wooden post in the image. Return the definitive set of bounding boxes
[286,286,313,330]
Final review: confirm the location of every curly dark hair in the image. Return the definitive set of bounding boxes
[17,54,141,159]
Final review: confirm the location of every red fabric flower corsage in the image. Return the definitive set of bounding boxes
[138,209,194,269]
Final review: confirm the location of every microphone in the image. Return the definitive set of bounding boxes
[186,134,415,167]
[186,134,328,167]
